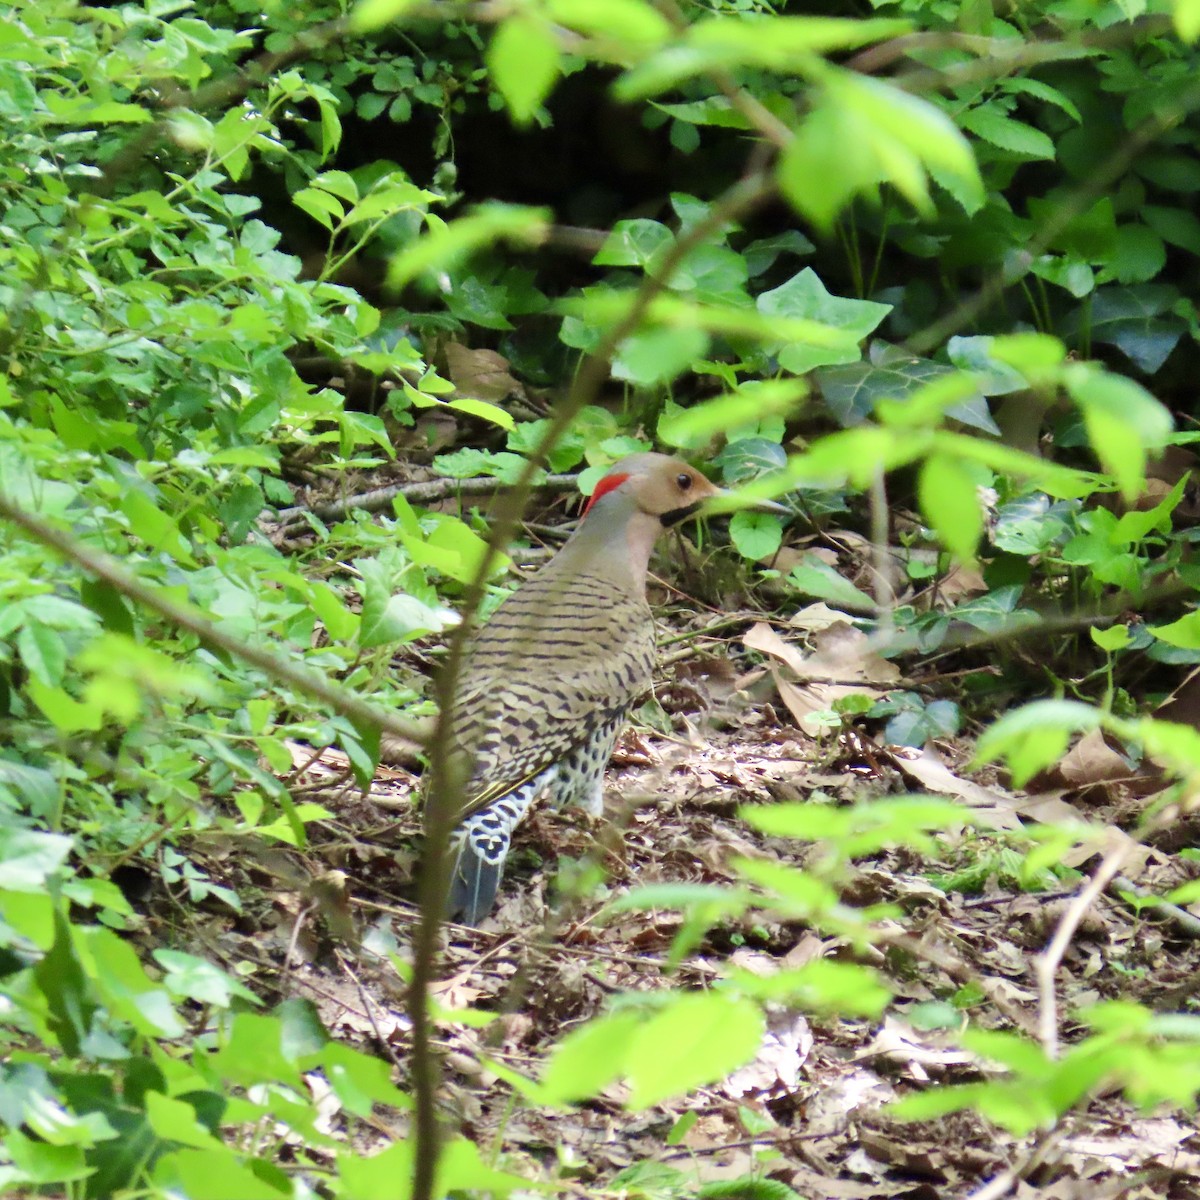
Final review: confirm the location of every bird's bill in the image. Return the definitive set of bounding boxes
[702,489,791,516]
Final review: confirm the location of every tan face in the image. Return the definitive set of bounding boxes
[625,456,722,519]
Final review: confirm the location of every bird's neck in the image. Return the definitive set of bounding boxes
[554,496,661,595]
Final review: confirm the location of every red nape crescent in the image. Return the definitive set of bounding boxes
[583,472,631,515]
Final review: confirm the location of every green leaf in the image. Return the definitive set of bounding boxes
[757,269,890,374]
[961,106,1056,159]
[154,1148,289,1200]
[545,0,672,43]
[819,354,996,433]
[155,950,261,1008]
[1103,224,1166,285]
[539,1011,643,1104]
[1091,624,1131,652]
[292,186,344,231]
[781,72,982,231]
[786,556,875,611]
[1069,285,1186,375]
[975,700,1103,786]
[349,0,421,32]
[4,1130,91,1184]
[78,927,185,1038]
[0,829,73,891]
[209,1013,304,1089]
[321,1042,411,1116]
[34,910,95,1057]
[1063,363,1173,500]
[1142,204,1200,255]
[145,1093,223,1150]
[1175,0,1200,41]
[729,510,782,560]
[594,219,672,267]
[919,454,983,562]
[487,16,561,126]
[624,993,765,1108]
[614,16,912,99]
[357,559,458,646]
[388,205,550,290]
[16,622,67,687]
[1149,612,1200,649]
[612,325,709,386]
[658,381,807,448]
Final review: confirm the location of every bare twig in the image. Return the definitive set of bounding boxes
[1034,833,1131,1059]
[1110,874,1200,940]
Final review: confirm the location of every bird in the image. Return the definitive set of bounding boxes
[436,452,751,925]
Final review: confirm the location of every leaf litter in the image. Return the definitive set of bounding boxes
[155,558,1200,1200]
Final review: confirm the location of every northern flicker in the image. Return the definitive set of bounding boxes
[439,453,758,925]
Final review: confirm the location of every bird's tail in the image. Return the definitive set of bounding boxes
[447,820,509,925]
[445,775,546,925]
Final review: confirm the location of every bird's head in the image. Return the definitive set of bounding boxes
[583,453,723,527]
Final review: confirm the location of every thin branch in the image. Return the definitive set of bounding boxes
[0,494,429,746]
[274,472,580,533]
[404,165,778,1200]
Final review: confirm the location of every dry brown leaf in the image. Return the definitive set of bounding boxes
[744,621,897,736]
[788,602,849,631]
[1054,727,1132,789]
[885,744,1023,831]
[936,562,988,604]
[443,342,523,401]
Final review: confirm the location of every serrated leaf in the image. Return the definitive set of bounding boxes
[624,993,765,1108]
[961,106,1056,159]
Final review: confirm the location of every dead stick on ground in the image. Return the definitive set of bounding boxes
[1034,832,1132,1059]
[274,472,580,533]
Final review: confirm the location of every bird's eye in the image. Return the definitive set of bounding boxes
[676,472,693,491]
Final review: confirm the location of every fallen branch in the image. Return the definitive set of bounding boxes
[274,472,581,534]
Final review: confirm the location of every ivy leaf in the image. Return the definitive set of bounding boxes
[817,350,998,433]
[757,269,890,374]
[595,219,673,267]
[1065,285,1186,375]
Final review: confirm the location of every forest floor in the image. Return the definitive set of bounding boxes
[154,664,1200,1200]
[148,476,1200,1199]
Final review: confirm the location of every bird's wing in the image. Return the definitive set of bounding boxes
[440,567,655,822]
